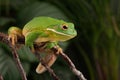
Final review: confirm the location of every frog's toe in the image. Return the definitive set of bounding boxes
[8,34,17,45]
[55,46,63,54]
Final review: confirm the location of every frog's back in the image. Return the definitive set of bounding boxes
[23,17,65,35]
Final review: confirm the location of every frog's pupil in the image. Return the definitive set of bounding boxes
[63,25,68,30]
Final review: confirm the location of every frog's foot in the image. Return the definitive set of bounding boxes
[55,46,63,55]
[36,52,57,74]
[46,42,63,54]
[8,34,17,45]
[8,27,22,45]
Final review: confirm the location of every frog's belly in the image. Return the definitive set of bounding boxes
[35,35,67,43]
[35,37,50,43]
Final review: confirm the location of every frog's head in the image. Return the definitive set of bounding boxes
[47,22,77,41]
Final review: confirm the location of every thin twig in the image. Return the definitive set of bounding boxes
[34,51,60,80]
[60,52,86,80]
[0,74,3,80]
[52,47,87,80]
[9,42,27,80]
[0,33,27,80]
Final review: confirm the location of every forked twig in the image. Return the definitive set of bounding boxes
[9,42,27,80]
[0,33,27,80]
[0,33,59,80]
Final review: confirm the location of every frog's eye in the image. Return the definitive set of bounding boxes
[62,24,68,30]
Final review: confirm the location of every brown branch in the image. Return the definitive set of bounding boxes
[0,32,87,80]
[60,52,86,80]
[52,47,87,80]
[0,32,58,80]
[0,33,27,80]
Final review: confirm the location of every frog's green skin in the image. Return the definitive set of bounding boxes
[8,16,77,74]
[22,17,77,48]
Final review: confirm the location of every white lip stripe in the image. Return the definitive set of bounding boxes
[46,28,71,37]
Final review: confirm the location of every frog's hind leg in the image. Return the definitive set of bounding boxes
[36,51,57,74]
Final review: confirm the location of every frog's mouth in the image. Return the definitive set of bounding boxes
[46,28,75,37]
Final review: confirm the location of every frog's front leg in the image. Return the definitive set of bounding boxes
[25,31,47,52]
[8,27,23,45]
[47,42,63,54]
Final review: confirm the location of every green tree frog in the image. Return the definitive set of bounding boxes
[8,17,77,74]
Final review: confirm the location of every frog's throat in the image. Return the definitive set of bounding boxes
[46,28,72,37]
